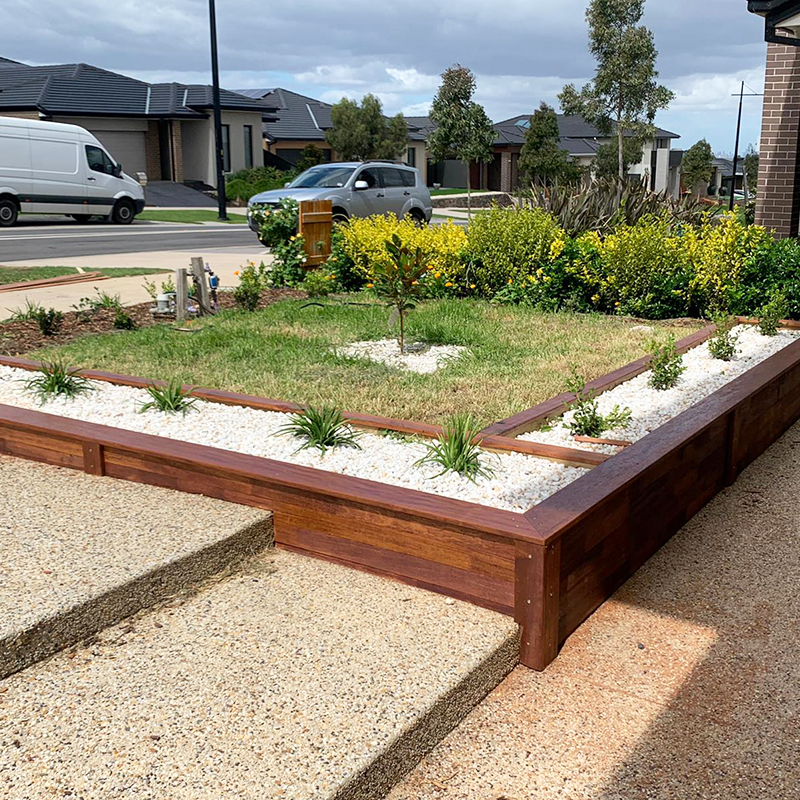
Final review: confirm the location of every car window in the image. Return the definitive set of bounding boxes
[356,168,381,188]
[85,145,115,174]
[400,169,416,188]
[289,166,355,188]
[379,168,406,188]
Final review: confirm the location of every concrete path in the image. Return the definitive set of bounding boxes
[0,455,272,678]
[0,455,518,799]
[389,419,800,800]
[0,249,269,320]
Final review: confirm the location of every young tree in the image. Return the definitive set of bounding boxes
[326,94,408,161]
[428,64,496,216]
[594,136,644,179]
[518,102,581,186]
[680,139,714,196]
[296,143,327,173]
[559,0,674,180]
[743,144,759,195]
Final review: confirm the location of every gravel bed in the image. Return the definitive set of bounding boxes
[0,326,795,513]
[336,338,468,374]
[520,325,800,455]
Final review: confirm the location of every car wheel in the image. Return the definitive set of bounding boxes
[70,214,93,223]
[332,211,349,225]
[407,210,427,227]
[0,198,18,227]
[111,199,135,225]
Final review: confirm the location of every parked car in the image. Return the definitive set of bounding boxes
[0,116,145,226]
[246,161,432,241]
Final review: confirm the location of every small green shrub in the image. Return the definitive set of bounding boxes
[139,380,197,415]
[33,307,64,337]
[707,317,738,361]
[8,299,45,321]
[758,293,788,336]
[302,268,336,298]
[415,414,493,482]
[372,233,428,352]
[732,239,800,320]
[233,263,264,311]
[276,406,361,455]
[326,227,364,292]
[22,360,94,404]
[564,372,632,437]
[113,309,137,330]
[252,197,299,247]
[648,336,686,390]
[269,235,307,287]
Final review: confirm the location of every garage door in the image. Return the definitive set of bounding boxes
[90,130,147,176]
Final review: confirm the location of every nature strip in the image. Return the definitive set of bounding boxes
[0,272,108,293]
[0,355,607,469]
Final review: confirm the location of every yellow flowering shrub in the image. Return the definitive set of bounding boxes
[338,215,468,284]
[466,207,566,293]
[684,213,773,312]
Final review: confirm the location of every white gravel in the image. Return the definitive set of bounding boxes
[0,325,795,513]
[336,339,468,374]
[520,325,800,455]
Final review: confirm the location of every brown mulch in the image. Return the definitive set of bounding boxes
[0,288,307,357]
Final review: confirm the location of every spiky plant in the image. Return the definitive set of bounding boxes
[139,379,197,415]
[275,406,361,455]
[21,360,94,404]
[415,414,494,482]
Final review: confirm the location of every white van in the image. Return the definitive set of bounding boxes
[0,117,145,226]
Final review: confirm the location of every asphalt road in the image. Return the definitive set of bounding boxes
[0,219,257,262]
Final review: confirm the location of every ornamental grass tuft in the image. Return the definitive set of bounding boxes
[275,405,361,455]
[415,414,494,482]
[22,360,94,404]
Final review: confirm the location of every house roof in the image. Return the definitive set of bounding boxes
[243,87,427,143]
[0,59,278,119]
[712,157,744,176]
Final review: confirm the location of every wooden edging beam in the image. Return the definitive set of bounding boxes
[0,356,605,469]
[0,272,107,293]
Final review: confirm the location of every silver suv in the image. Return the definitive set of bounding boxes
[246,161,432,238]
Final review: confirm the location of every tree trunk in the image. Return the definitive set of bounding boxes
[399,308,405,353]
[465,159,472,219]
[617,112,624,182]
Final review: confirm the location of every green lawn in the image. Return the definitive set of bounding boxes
[137,210,248,224]
[0,266,168,286]
[32,298,700,426]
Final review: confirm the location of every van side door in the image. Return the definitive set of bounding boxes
[84,144,120,213]
[376,167,410,218]
[29,130,86,214]
[0,122,32,210]
[348,167,385,218]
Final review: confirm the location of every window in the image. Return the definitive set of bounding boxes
[221,124,231,172]
[379,168,406,188]
[243,125,253,169]
[288,165,356,188]
[85,145,116,175]
[656,138,669,150]
[401,169,416,187]
[355,168,381,188]
[406,147,416,167]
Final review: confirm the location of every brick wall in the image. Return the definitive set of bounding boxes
[171,121,184,183]
[756,41,800,237]
[145,121,161,180]
[499,151,513,193]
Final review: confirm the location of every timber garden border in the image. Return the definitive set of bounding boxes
[1,320,799,670]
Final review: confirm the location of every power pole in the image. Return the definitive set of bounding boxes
[729,82,763,213]
[209,0,228,220]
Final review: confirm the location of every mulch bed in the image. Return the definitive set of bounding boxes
[0,289,306,357]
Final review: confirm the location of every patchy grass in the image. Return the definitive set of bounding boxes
[136,210,248,224]
[0,266,168,286]
[31,298,700,426]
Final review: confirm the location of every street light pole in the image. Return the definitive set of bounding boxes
[729,82,764,213]
[209,0,227,221]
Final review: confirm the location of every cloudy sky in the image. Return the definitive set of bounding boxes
[0,0,769,152]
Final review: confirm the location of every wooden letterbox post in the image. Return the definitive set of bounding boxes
[298,200,333,268]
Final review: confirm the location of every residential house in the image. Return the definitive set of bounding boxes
[240,87,430,183]
[0,57,277,188]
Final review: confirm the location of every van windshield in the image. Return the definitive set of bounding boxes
[288,166,355,189]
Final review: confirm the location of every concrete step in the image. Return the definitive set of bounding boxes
[0,455,273,678]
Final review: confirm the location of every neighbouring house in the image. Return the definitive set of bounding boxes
[747,1,800,236]
[239,87,430,183]
[0,57,278,188]
[710,157,746,197]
